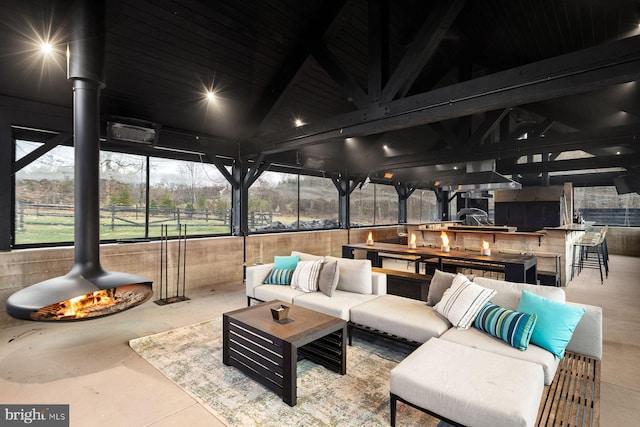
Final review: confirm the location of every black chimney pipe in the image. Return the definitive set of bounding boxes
[69,0,104,276]
[6,0,152,320]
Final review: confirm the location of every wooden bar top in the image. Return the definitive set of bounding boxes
[346,242,537,266]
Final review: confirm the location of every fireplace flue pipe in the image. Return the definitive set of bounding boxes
[6,0,152,320]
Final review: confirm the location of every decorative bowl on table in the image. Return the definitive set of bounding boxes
[271,304,290,321]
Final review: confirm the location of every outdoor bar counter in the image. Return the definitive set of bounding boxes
[402,223,588,286]
[342,242,538,284]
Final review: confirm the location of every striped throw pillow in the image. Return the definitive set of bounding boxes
[433,274,497,330]
[291,260,323,292]
[474,302,538,351]
[264,268,294,285]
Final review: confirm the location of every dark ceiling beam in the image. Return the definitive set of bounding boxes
[372,123,640,171]
[497,153,640,175]
[248,34,640,155]
[367,0,388,104]
[248,0,348,136]
[469,108,510,146]
[381,0,465,102]
[312,46,368,109]
[521,172,622,188]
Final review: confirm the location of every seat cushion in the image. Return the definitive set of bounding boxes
[390,338,544,427]
[254,285,305,304]
[440,327,560,385]
[293,290,377,320]
[350,295,450,343]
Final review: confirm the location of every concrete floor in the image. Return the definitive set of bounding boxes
[0,255,638,426]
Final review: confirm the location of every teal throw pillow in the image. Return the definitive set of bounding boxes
[274,255,300,270]
[264,268,294,285]
[516,290,585,359]
[474,302,537,351]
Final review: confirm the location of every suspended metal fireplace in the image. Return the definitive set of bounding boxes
[6,0,153,321]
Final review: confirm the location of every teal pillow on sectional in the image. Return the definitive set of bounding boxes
[274,255,300,270]
[264,268,294,285]
[474,302,537,351]
[517,290,585,359]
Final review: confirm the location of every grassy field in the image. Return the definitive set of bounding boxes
[15,216,232,244]
[14,212,319,245]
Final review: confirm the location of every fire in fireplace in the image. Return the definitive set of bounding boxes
[31,285,153,321]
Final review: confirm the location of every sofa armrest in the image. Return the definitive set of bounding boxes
[565,302,603,360]
[371,271,387,295]
[245,263,274,298]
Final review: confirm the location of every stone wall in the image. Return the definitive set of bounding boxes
[0,226,397,328]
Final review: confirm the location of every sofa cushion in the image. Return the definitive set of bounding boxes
[293,290,377,320]
[317,259,340,297]
[391,338,544,427]
[472,276,565,311]
[254,284,305,304]
[274,255,300,270]
[434,274,496,330]
[324,256,372,294]
[290,250,324,262]
[474,302,537,351]
[440,327,560,385]
[517,290,585,359]
[350,295,450,343]
[264,268,294,285]
[426,269,458,306]
[291,260,323,292]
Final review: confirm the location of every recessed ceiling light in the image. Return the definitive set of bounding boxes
[616,151,621,155]
[206,90,216,102]
[40,42,53,55]
[294,118,304,127]
[383,144,388,150]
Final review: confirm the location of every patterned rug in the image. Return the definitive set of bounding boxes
[129,318,444,427]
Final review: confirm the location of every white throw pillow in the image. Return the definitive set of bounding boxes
[291,260,323,292]
[324,256,372,294]
[434,274,497,330]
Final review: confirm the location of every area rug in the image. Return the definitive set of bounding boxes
[129,318,444,427]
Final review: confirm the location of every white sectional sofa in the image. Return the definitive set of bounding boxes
[245,252,602,427]
[245,251,387,320]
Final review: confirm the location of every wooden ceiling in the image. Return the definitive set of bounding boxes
[1,0,640,191]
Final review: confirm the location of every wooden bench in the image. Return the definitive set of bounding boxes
[536,351,600,426]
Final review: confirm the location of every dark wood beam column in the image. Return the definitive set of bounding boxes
[231,159,248,236]
[0,119,12,250]
[330,173,352,229]
[394,182,416,224]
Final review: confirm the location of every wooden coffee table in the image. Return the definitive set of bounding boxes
[222,300,347,406]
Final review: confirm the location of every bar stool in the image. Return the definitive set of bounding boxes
[572,227,608,284]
